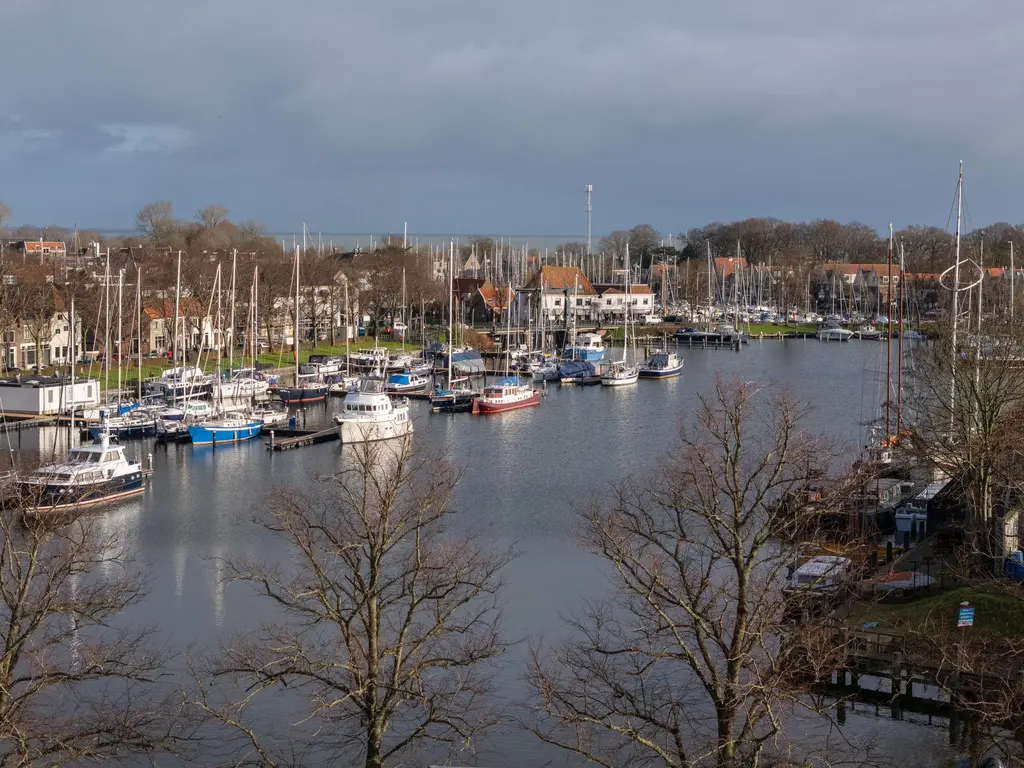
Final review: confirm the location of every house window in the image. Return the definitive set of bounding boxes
[606,299,611,305]
[576,298,583,307]
[48,389,54,403]
[1,330,13,344]
[554,299,561,307]
[643,299,649,305]
[21,347,36,367]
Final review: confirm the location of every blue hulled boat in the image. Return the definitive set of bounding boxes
[188,416,263,446]
[639,349,684,379]
[20,428,145,513]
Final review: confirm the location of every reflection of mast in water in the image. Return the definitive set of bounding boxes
[68,571,82,673]
[212,546,226,627]
[174,545,187,604]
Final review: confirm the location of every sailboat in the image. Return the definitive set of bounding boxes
[278,244,328,404]
[639,335,684,379]
[602,246,640,386]
[430,241,477,413]
[188,263,262,446]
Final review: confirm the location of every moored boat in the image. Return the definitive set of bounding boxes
[278,374,328,404]
[188,416,263,446]
[563,332,606,362]
[385,371,431,395]
[19,428,146,513]
[639,349,684,379]
[473,377,541,414]
[333,378,413,443]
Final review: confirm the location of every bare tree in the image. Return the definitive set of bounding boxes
[903,316,1024,568]
[196,205,230,230]
[196,438,512,768]
[0,201,10,231]
[526,377,844,768]
[0,488,197,764]
[135,200,177,242]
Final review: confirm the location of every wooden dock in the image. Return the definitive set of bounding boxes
[265,427,339,451]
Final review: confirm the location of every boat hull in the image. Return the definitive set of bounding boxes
[278,385,327,404]
[88,420,156,439]
[21,473,145,513]
[601,373,639,386]
[338,418,413,444]
[188,422,263,445]
[474,391,542,413]
[638,365,684,379]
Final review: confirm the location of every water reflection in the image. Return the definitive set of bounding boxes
[12,342,937,766]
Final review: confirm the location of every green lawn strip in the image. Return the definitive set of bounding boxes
[846,584,1024,638]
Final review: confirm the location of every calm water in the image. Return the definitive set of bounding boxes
[9,340,948,766]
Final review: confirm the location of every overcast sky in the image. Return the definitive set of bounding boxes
[3,0,1022,236]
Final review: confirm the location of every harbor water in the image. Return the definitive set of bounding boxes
[6,340,950,766]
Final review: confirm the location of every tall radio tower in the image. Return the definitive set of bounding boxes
[585,184,593,256]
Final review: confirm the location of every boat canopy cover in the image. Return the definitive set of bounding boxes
[557,361,597,378]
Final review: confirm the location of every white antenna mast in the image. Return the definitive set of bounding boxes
[585,185,593,257]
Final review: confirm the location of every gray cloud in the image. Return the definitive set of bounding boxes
[3,0,1024,230]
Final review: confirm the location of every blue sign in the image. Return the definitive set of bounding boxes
[957,605,975,628]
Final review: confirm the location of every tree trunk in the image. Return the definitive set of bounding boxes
[716,709,736,768]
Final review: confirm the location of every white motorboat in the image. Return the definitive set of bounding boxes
[817,326,854,342]
[333,378,413,443]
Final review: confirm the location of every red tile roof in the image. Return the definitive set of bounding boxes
[525,266,597,295]
[714,257,749,277]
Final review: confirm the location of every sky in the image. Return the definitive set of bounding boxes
[3,0,1023,237]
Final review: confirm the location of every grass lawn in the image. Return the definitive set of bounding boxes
[846,584,1024,638]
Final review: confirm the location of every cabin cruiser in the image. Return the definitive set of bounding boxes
[474,377,542,413]
[251,400,290,427]
[333,378,413,443]
[639,349,683,379]
[563,333,606,362]
[87,410,156,439]
[385,372,430,394]
[20,428,145,512]
[817,325,855,342]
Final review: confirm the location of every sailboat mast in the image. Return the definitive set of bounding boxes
[950,162,964,422]
[229,249,236,374]
[706,241,713,332]
[136,266,143,405]
[448,240,454,389]
[897,241,905,435]
[116,269,124,407]
[215,264,223,407]
[345,277,351,376]
[173,250,182,370]
[294,244,300,381]
[402,268,407,354]
[885,224,893,437]
[69,295,75,434]
[103,252,111,400]
[1011,241,1016,320]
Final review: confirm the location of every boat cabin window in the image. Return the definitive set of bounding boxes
[103,451,119,462]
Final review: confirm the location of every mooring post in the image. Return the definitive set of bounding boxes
[270,430,275,449]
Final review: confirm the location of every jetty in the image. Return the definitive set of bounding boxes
[265,427,339,451]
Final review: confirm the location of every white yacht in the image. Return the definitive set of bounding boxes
[562,332,606,361]
[817,326,854,342]
[333,378,413,444]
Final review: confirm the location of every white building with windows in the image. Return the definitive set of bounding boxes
[593,284,656,321]
[0,377,100,415]
[524,266,598,325]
